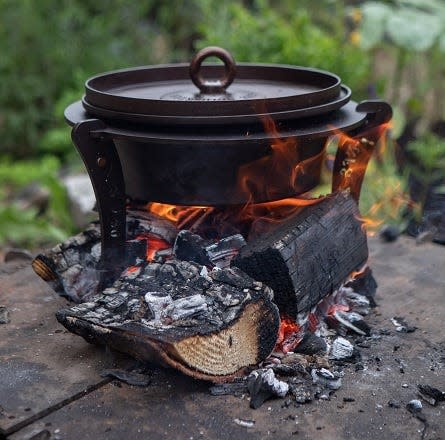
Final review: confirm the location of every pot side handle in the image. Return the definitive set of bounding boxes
[331,99,392,203]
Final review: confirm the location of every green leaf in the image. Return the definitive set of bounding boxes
[386,8,442,51]
[359,2,392,49]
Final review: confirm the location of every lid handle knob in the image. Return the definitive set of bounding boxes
[190,46,236,94]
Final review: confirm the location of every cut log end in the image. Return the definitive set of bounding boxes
[168,301,279,376]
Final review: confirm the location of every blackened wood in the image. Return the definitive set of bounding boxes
[32,223,102,302]
[56,259,280,381]
[233,192,368,318]
[173,230,211,266]
[32,212,176,302]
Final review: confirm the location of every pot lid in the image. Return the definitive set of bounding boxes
[83,46,345,122]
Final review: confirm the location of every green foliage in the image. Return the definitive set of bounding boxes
[406,134,445,182]
[0,156,74,247]
[359,147,409,227]
[358,0,445,52]
[0,0,201,159]
[197,0,371,95]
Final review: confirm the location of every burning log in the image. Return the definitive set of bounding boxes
[32,212,176,302]
[56,259,280,382]
[233,192,368,318]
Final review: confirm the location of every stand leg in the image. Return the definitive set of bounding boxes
[332,100,392,203]
[71,119,126,285]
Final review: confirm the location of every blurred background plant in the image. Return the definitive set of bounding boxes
[0,0,443,250]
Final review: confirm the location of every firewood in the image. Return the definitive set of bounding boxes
[233,191,368,318]
[56,259,280,382]
[32,212,176,302]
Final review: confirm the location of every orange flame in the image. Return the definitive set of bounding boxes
[135,116,393,238]
[135,233,171,262]
[237,113,326,203]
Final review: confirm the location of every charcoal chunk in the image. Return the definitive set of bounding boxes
[173,230,211,266]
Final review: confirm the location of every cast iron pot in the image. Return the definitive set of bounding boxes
[66,47,391,205]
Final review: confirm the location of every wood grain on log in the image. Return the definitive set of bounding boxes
[56,259,280,381]
[233,192,368,318]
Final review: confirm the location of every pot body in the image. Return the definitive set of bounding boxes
[114,136,324,205]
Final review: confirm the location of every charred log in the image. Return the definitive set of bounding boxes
[233,192,368,318]
[56,259,280,382]
[32,212,176,302]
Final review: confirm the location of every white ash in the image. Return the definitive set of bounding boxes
[144,292,173,321]
[391,316,417,333]
[311,368,342,390]
[342,289,370,315]
[406,399,422,413]
[330,337,354,360]
[233,418,255,428]
[247,368,289,409]
[164,294,208,320]
[205,234,246,268]
[333,310,369,336]
[127,210,177,244]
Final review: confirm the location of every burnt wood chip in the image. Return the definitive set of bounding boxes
[388,399,401,408]
[209,380,248,396]
[0,306,10,324]
[173,230,212,266]
[345,267,378,307]
[293,333,327,356]
[100,369,152,386]
[418,384,445,406]
[247,369,289,409]
[391,316,417,333]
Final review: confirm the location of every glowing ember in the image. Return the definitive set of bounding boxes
[276,315,304,354]
[327,303,350,318]
[134,233,171,262]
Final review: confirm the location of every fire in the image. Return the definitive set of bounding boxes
[237,113,326,203]
[276,315,304,354]
[135,233,171,262]
[147,202,212,229]
[133,114,395,239]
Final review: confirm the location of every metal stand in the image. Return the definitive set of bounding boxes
[332,100,393,202]
[71,119,127,285]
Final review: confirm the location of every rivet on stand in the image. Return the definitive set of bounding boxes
[97,157,107,168]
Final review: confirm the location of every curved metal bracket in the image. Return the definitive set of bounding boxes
[356,100,393,133]
[71,119,127,285]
